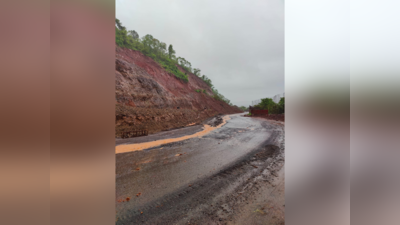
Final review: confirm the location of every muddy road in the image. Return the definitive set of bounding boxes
[116,113,285,224]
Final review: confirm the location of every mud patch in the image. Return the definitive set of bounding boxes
[115,115,231,154]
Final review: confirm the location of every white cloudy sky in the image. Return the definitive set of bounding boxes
[116,0,284,106]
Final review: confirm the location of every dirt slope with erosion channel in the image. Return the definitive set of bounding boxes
[115,45,242,137]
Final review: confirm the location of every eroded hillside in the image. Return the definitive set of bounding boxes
[115,46,242,137]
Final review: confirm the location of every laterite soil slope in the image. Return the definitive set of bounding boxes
[115,45,242,137]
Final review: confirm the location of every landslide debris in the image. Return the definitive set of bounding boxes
[205,115,224,127]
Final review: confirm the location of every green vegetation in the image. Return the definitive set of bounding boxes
[116,19,188,82]
[254,97,285,114]
[116,18,232,105]
[200,75,213,88]
[193,68,201,76]
[212,88,232,106]
[239,106,248,111]
[195,89,208,94]
[168,44,175,59]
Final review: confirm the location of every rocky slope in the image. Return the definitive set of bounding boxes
[115,45,242,137]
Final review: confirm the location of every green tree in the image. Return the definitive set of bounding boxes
[168,44,176,59]
[141,34,153,48]
[279,97,285,113]
[115,18,126,30]
[257,98,274,110]
[193,68,201,77]
[177,57,192,73]
[201,75,213,88]
[255,97,284,114]
[159,42,167,56]
[128,30,139,39]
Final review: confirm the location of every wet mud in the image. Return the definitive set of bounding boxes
[115,115,230,154]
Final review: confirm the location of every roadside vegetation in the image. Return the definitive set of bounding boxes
[254,97,285,114]
[115,18,232,105]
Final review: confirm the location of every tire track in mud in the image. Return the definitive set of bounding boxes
[116,122,284,225]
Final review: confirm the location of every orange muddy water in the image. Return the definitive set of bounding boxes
[115,115,231,154]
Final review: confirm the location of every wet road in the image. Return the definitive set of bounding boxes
[116,113,285,224]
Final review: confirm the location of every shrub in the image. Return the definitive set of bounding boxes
[254,97,284,114]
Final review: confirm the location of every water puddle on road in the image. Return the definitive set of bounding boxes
[115,115,231,154]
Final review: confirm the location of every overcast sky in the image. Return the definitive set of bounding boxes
[116,0,284,106]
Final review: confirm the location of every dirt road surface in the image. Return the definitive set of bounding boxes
[116,113,285,225]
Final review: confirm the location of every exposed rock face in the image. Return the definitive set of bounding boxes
[115,45,242,137]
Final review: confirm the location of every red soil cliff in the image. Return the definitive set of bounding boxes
[115,46,242,137]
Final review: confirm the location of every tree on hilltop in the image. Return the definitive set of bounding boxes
[128,30,139,39]
[168,44,176,59]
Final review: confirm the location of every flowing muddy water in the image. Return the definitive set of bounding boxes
[115,115,231,154]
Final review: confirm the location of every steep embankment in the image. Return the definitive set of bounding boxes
[115,45,242,137]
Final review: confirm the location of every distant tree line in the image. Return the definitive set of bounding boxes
[254,97,285,114]
[116,18,232,105]
[239,106,249,111]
